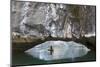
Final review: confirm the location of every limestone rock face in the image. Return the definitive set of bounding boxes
[11,1,96,39]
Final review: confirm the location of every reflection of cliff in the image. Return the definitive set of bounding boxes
[11,1,96,39]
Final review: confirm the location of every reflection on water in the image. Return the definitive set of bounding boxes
[25,41,90,61]
[12,50,96,65]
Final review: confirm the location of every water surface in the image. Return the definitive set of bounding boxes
[12,41,96,66]
[25,41,90,61]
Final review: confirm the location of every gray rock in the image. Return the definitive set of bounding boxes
[11,1,96,39]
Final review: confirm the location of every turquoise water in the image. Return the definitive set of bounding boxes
[12,50,96,66]
[25,41,91,61]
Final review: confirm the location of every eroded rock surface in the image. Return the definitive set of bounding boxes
[11,1,96,39]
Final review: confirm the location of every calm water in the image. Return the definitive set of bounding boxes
[12,51,96,66]
[12,41,96,66]
[25,41,90,61]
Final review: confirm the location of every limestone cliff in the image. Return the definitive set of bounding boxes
[11,1,96,40]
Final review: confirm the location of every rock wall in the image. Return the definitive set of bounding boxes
[11,1,96,39]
